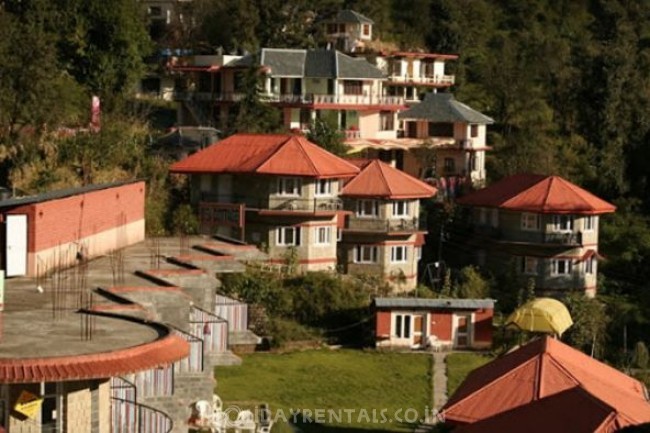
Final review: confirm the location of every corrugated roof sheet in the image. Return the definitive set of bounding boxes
[0,180,142,210]
[340,160,437,199]
[456,174,616,215]
[374,297,495,310]
[170,133,360,179]
[335,10,374,24]
[443,336,650,430]
[261,48,306,77]
[398,93,494,124]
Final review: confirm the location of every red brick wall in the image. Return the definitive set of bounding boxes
[474,309,494,343]
[9,182,145,252]
[376,310,391,337]
[431,312,453,340]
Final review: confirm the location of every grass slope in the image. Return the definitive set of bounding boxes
[215,349,431,433]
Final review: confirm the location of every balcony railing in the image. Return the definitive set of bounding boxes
[200,193,343,213]
[345,217,421,233]
[492,228,583,246]
[174,91,404,106]
[387,74,455,86]
[544,231,582,246]
[111,377,173,433]
[344,129,361,139]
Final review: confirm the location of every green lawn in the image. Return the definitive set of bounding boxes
[445,353,493,397]
[215,349,432,433]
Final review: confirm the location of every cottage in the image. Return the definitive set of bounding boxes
[374,297,494,350]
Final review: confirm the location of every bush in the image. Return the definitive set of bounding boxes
[267,318,320,348]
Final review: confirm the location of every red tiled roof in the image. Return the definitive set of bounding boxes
[456,174,616,215]
[0,330,188,383]
[442,336,650,430]
[170,134,360,179]
[340,160,437,199]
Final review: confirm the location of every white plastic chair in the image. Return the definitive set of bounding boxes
[234,410,256,433]
[427,335,442,352]
[212,394,223,413]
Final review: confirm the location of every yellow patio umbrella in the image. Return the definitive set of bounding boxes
[506,298,573,336]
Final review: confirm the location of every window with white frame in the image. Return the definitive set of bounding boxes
[551,259,573,276]
[585,257,595,274]
[391,245,408,263]
[357,200,378,217]
[521,256,538,275]
[553,215,574,232]
[337,228,342,241]
[394,314,411,338]
[583,216,595,231]
[521,213,540,231]
[314,226,331,245]
[315,179,332,196]
[355,245,378,263]
[416,247,422,261]
[277,226,301,246]
[277,177,301,196]
[392,201,409,218]
[380,111,394,131]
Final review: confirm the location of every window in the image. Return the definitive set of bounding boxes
[380,111,394,131]
[444,158,455,174]
[343,80,363,95]
[470,124,479,138]
[148,6,162,16]
[395,314,411,338]
[355,245,378,263]
[337,228,342,241]
[553,215,574,232]
[428,122,454,137]
[416,247,422,261]
[357,200,378,217]
[490,209,499,227]
[392,201,409,218]
[315,179,332,196]
[327,23,338,34]
[391,246,408,263]
[362,24,371,36]
[478,208,488,225]
[521,213,540,231]
[585,257,596,274]
[314,226,331,245]
[277,227,301,246]
[551,259,573,276]
[277,177,301,196]
[521,257,538,275]
[584,216,595,231]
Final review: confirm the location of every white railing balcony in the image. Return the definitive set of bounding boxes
[311,94,404,106]
[387,74,455,86]
[344,129,361,139]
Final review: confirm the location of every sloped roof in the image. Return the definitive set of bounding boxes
[442,336,650,430]
[374,298,494,310]
[335,9,374,24]
[261,48,306,77]
[456,174,616,215]
[340,160,436,199]
[398,93,494,124]
[170,134,360,179]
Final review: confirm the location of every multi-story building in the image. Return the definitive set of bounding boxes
[456,174,616,297]
[172,47,404,140]
[170,133,437,288]
[338,160,436,291]
[324,10,374,53]
[170,133,360,272]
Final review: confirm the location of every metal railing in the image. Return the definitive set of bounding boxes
[190,305,229,354]
[345,217,421,233]
[111,377,173,433]
[172,327,204,373]
[199,193,343,213]
[174,91,404,106]
[386,74,455,85]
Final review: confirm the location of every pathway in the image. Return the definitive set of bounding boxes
[414,351,449,433]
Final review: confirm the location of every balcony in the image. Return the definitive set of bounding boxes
[386,74,455,86]
[344,129,361,139]
[494,228,583,247]
[175,91,404,106]
[199,193,343,214]
[345,217,421,233]
[544,231,582,246]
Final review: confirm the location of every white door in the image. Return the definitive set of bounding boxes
[6,214,28,277]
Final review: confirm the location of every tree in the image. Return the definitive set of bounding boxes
[229,64,281,134]
[306,117,349,156]
[564,292,610,358]
[454,266,490,299]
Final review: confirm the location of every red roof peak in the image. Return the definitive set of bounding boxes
[170,133,360,179]
[340,159,437,199]
[443,336,650,430]
[457,173,616,215]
